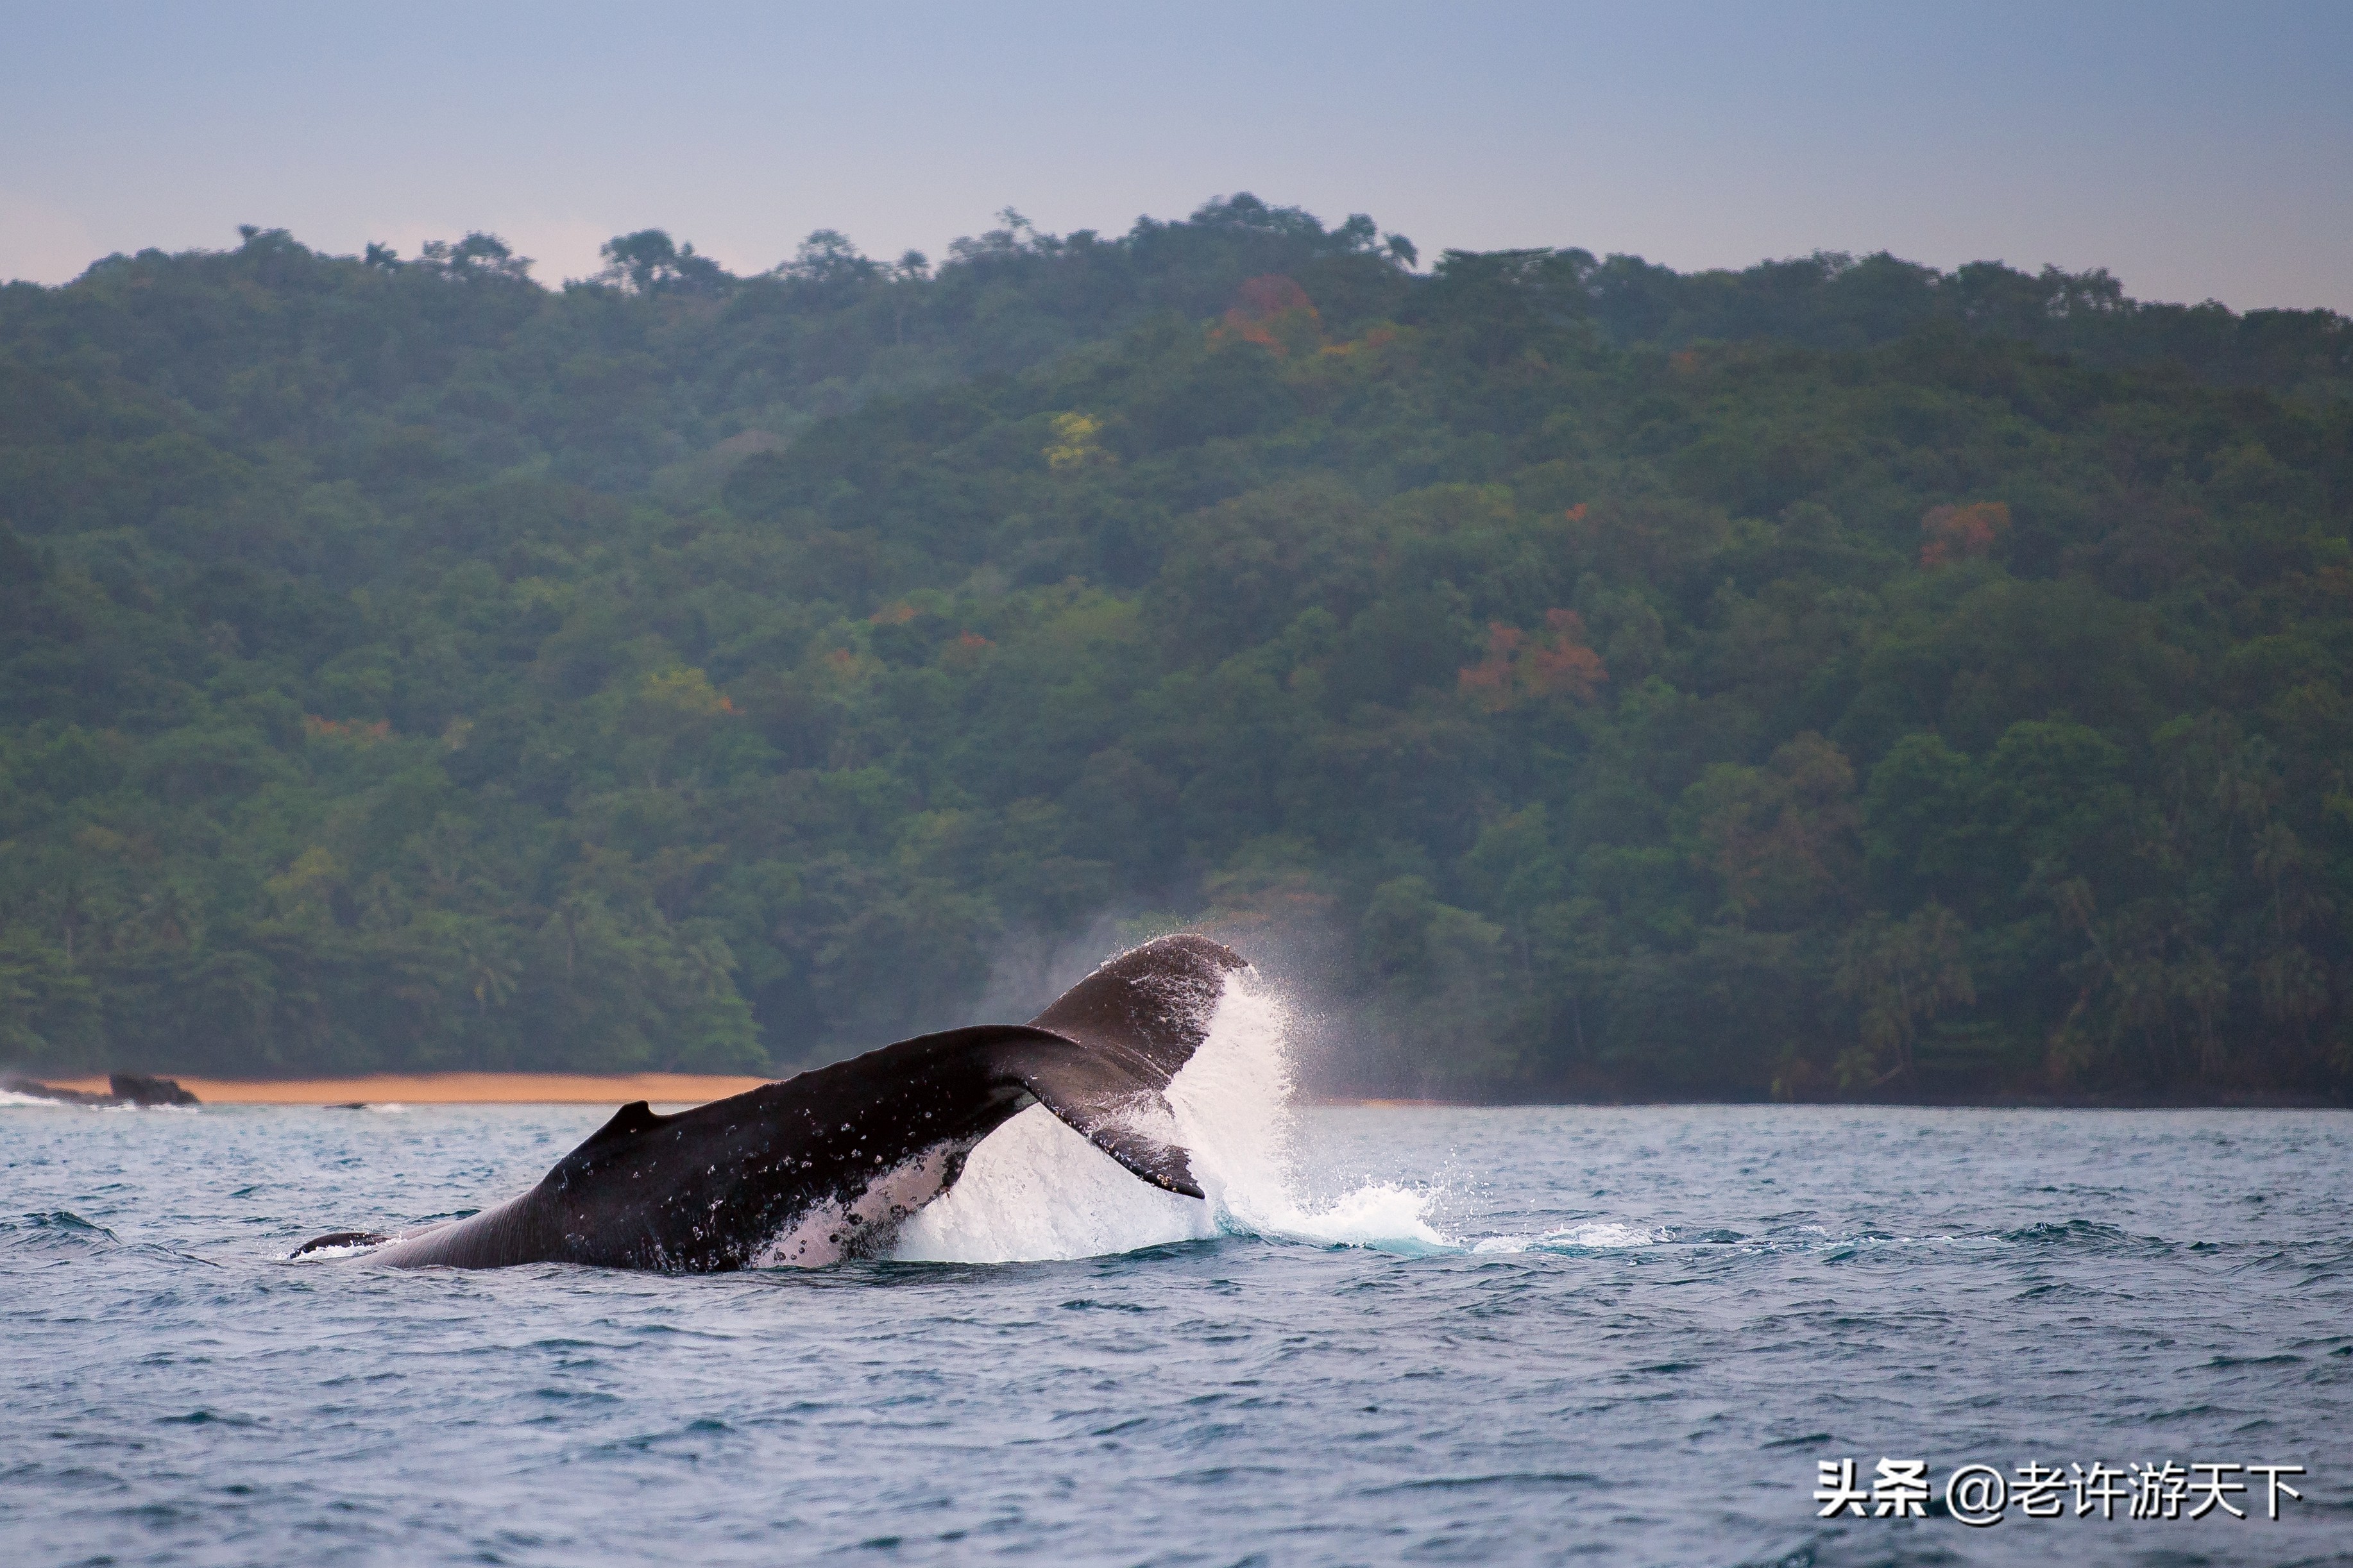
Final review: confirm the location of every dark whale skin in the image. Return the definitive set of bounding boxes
[293,935,1246,1271]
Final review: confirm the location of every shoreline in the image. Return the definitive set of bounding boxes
[23,1074,2350,1111]
[35,1072,774,1107]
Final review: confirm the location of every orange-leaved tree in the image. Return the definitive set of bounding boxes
[1919,501,2011,567]
[1459,609,1606,711]
[1209,274,1321,356]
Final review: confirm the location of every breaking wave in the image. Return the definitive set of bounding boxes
[0,1088,193,1113]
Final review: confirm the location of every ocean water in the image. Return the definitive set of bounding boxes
[4,988,2350,1565]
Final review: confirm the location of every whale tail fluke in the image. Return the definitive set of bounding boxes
[989,1034,1207,1195]
[1011,933,1248,1196]
[1028,934,1247,1077]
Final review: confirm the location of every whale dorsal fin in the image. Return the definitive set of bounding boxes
[540,1100,673,1193]
[579,1100,666,1151]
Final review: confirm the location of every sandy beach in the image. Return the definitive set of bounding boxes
[37,1072,773,1107]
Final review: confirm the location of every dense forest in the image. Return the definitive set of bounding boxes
[3,196,2350,1100]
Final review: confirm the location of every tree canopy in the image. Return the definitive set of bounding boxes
[3,196,2349,1100]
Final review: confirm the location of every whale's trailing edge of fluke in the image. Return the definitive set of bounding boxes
[291,934,1246,1271]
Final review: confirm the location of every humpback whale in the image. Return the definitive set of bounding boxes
[293,934,1245,1270]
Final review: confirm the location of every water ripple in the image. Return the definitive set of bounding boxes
[5,1100,2352,1565]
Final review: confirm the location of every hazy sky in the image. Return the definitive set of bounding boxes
[5,1,2349,310]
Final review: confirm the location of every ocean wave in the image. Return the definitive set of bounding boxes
[2,1210,121,1249]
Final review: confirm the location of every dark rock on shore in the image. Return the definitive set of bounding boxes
[2,1073,201,1107]
[108,1074,201,1106]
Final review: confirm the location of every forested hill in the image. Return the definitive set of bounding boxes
[3,197,2350,1101]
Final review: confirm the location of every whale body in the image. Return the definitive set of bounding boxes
[293,934,1245,1270]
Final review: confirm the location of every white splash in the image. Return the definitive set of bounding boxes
[282,1238,387,1262]
[1470,1222,1669,1254]
[890,1104,1210,1261]
[0,1088,194,1113]
[893,970,1451,1264]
